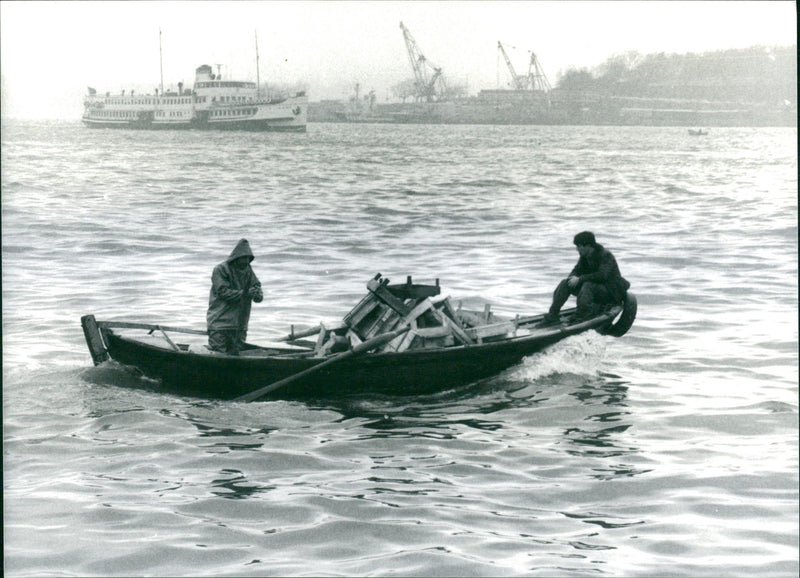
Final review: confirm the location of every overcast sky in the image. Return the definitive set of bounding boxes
[1,1,796,119]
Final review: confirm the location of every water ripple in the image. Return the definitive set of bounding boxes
[2,121,797,577]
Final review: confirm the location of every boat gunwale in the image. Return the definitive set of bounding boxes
[97,304,621,365]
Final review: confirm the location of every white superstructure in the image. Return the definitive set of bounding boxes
[83,64,307,132]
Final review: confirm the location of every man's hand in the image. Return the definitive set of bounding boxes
[248,286,263,300]
[567,275,581,289]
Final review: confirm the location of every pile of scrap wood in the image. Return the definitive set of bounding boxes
[284,274,528,356]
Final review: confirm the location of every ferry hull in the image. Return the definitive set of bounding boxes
[81,118,307,132]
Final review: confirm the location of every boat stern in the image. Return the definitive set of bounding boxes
[81,314,110,365]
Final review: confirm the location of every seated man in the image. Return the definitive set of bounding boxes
[544,231,630,323]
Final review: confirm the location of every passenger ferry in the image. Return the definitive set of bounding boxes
[83,64,307,132]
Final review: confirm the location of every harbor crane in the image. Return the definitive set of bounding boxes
[498,41,552,92]
[400,21,447,102]
[498,41,525,90]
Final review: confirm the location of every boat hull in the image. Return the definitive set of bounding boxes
[97,314,612,400]
[81,116,306,132]
[82,89,308,132]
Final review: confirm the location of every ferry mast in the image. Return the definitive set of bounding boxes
[255,31,261,99]
[159,28,164,95]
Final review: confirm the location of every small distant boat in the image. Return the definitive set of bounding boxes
[81,274,637,401]
[688,129,708,136]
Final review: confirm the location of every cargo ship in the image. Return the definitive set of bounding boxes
[83,64,307,132]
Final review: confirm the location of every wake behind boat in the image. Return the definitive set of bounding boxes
[82,274,637,401]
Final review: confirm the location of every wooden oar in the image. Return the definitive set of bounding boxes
[275,322,347,342]
[234,325,410,402]
[98,321,208,335]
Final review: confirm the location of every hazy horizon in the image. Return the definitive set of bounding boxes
[1,1,796,120]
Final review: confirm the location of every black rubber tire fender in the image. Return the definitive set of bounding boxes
[598,292,637,337]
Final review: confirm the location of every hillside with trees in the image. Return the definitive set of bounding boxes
[556,45,796,106]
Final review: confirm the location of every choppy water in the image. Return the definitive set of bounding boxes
[2,120,797,576]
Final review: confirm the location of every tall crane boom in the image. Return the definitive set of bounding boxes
[399,21,446,102]
[527,51,552,92]
[498,41,552,93]
[498,41,525,90]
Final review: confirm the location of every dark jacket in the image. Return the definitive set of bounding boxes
[570,243,630,302]
[206,240,263,331]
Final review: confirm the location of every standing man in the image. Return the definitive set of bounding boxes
[544,231,630,323]
[206,239,263,354]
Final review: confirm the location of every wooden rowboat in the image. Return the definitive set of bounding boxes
[81,275,637,401]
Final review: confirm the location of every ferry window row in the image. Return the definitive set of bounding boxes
[89,111,189,119]
[113,99,156,105]
[212,109,257,116]
[93,111,137,118]
[212,96,250,103]
[101,95,261,105]
[104,97,193,105]
[196,81,255,89]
